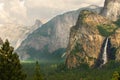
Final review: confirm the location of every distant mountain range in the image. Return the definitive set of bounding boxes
[0,19,42,49]
[17,5,102,60]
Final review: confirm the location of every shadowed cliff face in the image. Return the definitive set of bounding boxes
[17,6,101,60]
[101,0,120,21]
[110,28,120,61]
[66,10,120,69]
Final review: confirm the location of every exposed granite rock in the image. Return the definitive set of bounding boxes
[115,47,120,61]
[101,0,120,21]
[110,28,120,61]
[66,10,120,68]
[17,5,101,60]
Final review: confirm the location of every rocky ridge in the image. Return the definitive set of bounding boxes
[17,5,101,60]
[101,0,120,21]
[66,9,120,68]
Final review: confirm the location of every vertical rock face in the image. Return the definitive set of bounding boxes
[110,28,120,61]
[110,29,120,47]
[17,5,101,60]
[101,0,120,21]
[65,10,120,68]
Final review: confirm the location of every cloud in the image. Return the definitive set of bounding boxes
[0,0,28,24]
[0,0,105,25]
[0,3,3,10]
[25,0,105,23]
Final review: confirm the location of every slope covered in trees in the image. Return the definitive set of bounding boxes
[0,40,26,80]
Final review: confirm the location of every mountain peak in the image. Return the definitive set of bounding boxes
[35,19,42,25]
[101,0,120,21]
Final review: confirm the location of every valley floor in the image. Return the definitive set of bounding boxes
[22,60,120,80]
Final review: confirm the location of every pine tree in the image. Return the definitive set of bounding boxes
[34,61,43,80]
[111,71,120,80]
[0,39,26,80]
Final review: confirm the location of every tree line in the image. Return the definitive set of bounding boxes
[0,40,43,80]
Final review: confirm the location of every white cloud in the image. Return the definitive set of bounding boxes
[0,0,28,24]
[0,3,4,10]
[0,0,105,25]
[0,3,12,24]
[24,0,105,23]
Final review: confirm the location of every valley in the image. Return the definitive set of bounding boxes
[22,60,120,80]
[0,0,120,80]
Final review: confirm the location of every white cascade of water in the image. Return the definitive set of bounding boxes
[61,52,66,58]
[102,38,108,65]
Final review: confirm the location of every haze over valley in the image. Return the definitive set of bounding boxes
[0,0,120,80]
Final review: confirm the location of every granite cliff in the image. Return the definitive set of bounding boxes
[17,5,101,60]
[66,10,120,68]
[101,0,120,21]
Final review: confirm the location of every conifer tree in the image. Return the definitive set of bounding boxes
[111,71,120,80]
[34,61,43,80]
[0,39,26,80]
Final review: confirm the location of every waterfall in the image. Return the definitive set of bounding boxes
[61,52,66,58]
[102,38,108,65]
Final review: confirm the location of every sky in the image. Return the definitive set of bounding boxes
[0,0,105,25]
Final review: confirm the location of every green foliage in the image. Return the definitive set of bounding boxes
[26,46,65,62]
[0,39,26,80]
[97,24,117,37]
[114,18,120,27]
[71,43,83,55]
[23,61,120,80]
[78,10,94,25]
[111,71,120,80]
[56,63,67,72]
[33,61,43,80]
